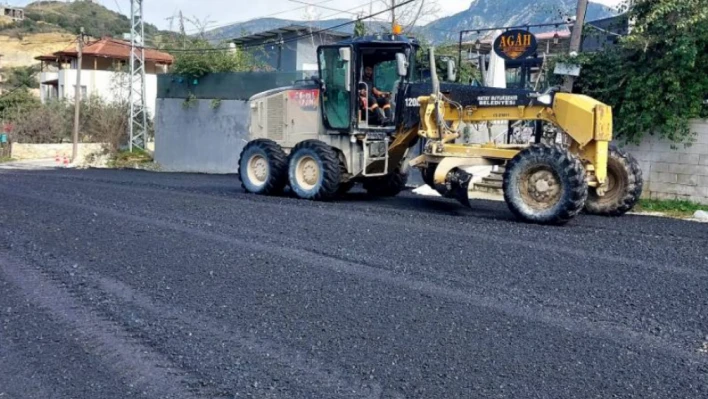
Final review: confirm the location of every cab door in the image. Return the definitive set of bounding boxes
[317,45,353,131]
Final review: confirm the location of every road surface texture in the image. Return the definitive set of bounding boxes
[0,168,706,399]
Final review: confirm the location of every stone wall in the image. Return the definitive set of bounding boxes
[11,143,108,161]
[622,120,708,204]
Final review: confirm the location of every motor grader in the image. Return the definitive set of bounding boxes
[238,34,642,225]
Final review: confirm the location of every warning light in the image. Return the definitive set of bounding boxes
[392,24,403,35]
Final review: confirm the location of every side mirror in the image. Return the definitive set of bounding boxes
[446,59,457,82]
[339,47,352,92]
[396,53,408,77]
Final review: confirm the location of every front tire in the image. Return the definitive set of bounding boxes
[503,144,588,225]
[585,148,643,216]
[238,139,287,195]
[288,140,341,200]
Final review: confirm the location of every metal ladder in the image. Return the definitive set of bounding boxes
[362,136,389,177]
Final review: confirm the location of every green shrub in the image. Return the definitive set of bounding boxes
[559,0,708,144]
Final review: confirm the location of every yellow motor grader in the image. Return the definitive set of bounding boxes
[239,34,642,225]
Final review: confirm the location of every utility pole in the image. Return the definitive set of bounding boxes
[72,27,84,163]
[129,0,148,151]
[563,0,589,92]
[391,0,396,30]
[369,0,373,32]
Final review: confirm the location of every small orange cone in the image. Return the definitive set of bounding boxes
[55,152,60,163]
[63,155,69,165]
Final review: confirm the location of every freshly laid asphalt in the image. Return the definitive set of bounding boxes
[0,167,706,398]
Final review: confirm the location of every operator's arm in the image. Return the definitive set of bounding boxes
[372,86,388,98]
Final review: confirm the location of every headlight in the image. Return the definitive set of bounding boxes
[537,94,553,105]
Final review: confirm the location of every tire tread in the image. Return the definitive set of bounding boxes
[503,144,588,225]
[238,138,287,195]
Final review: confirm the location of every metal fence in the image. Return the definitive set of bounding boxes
[157,71,318,101]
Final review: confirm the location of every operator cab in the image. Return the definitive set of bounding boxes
[316,35,417,135]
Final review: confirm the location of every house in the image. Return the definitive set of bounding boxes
[582,14,631,52]
[232,25,351,73]
[0,5,24,21]
[35,37,173,118]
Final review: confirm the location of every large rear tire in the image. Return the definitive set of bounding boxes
[503,144,588,225]
[288,140,341,200]
[585,148,643,216]
[363,169,408,197]
[238,139,287,195]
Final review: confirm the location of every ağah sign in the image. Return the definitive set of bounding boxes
[493,29,538,61]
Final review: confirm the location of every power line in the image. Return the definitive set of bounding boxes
[182,0,340,34]
[288,0,373,19]
[153,0,415,53]
[198,0,381,45]
[288,0,459,34]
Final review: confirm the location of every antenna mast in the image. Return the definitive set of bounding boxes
[129,0,147,151]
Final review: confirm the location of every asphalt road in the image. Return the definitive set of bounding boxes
[0,167,706,399]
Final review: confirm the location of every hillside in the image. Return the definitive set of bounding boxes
[0,32,75,68]
[207,0,616,44]
[0,1,165,45]
[0,1,170,69]
[21,1,162,40]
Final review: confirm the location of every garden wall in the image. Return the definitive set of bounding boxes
[622,120,708,204]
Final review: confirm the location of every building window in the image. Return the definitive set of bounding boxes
[73,85,87,100]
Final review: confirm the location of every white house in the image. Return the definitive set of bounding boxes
[36,37,173,118]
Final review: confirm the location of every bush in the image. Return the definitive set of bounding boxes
[560,0,708,144]
[170,39,262,78]
[0,88,41,121]
[8,95,129,153]
[79,96,129,152]
[10,99,71,143]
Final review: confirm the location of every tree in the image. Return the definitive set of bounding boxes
[382,0,440,34]
[354,16,367,37]
[415,39,478,84]
[163,15,262,78]
[2,66,39,90]
[569,0,708,144]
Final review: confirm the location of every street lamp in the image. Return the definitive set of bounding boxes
[475,38,481,50]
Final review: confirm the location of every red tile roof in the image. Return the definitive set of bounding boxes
[36,37,173,64]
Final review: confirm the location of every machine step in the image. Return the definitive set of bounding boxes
[474,181,503,190]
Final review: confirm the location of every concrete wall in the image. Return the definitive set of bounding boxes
[622,120,708,204]
[11,143,107,161]
[154,98,249,174]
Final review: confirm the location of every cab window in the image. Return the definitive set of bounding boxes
[318,47,351,130]
[372,60,398,92]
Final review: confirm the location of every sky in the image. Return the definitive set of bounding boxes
[12,0,624,31]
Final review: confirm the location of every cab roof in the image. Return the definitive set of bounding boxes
[334,34,419,48]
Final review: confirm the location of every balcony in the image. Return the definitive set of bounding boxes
[39,71,59,84]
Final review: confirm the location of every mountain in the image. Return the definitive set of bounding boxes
[206,0,617,44]
[423,0,617,43]
[14,1,163,40]
[203,17,389,42]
